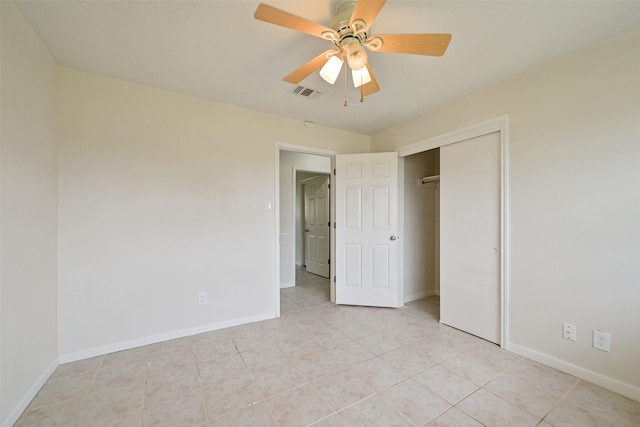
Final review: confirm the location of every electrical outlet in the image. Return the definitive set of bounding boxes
[562,323,576,341]
[198,291,208,305]
[593,330,611,352]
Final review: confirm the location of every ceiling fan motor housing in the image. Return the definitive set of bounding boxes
[329,0,370,69]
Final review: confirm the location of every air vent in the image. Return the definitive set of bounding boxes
[290,85,321,99]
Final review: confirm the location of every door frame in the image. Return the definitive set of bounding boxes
[275,143,337,317]
[396,115,510,348]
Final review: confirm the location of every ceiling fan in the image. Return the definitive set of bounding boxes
[254,0,451,104]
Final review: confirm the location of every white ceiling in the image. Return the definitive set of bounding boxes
[15,0,640,135]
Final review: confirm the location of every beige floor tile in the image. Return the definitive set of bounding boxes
[97,357,148,380]
[440,350,505,386]
[78,382,144,420]
[209,401,276,427]
[141,389,207,427]
[197,358,253,391]
[193,339,239,362]
[543,402,616,427]
[15,399,80,427]
[276,336,324,359]
[425,407,483,427]
[337,395,412,427]
[266,383,334,427]
[407,334,464,363]
[76,406,141,427]
[356,333,402,355]
[230,329,274,352]
[291,349,343,380]
[381,346,437,377]
[311,413,348,426]
[327,340,376,366]
[457,389,540,426]
[507,358,579,398]
[189,329,231,347]
[381,378,451,425]
[240,344,289,371]
[27,372,94,411]
[309,328,352,349]
[352,357,408,392]
[312,371,375,412]
[147,346,196,371]
[90,364,148,394]
[381,321,438,345]
[333,320,377,340]
[50,356,103,381]
[145,367,200,401]
[202,382,262,420]
[102,346,150,368]
[485,372,557,418]
[562,380,640,426]
[250,362,308,397]
[413,364,477,404]
[148,337,192,357]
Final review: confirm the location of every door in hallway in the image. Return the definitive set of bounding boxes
[304,175,330,278]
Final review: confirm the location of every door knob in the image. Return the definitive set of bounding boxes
[389,235,398,241]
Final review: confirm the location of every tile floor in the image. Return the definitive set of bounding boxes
[16,268,640,426]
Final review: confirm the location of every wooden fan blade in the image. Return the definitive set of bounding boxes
[254,3,335,39]
[374,33,452,56]
[351,0,387,30]
[360,63,380,96]
[283,51,334,84]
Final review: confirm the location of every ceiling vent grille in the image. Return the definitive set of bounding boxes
[290,85,321,99]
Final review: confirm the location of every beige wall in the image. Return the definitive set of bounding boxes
[373,28,640,398]
[1,1,59,423]
[57,68,369,357]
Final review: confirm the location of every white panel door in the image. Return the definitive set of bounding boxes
[304,175,330,278]
[440,132,501,344]
[335,153,401,307]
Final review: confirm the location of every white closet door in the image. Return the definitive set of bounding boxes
[440,132,501,344]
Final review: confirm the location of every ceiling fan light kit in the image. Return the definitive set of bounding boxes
[319,54,344,84]
[254,0,451,104]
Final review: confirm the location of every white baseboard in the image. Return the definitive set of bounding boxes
[404,290,435,303]
[280,282,295,289]
[2,357,58,427]
[59,312,275,363]
[508,342,640,402]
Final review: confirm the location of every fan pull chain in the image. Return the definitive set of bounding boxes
[343,62,348,107]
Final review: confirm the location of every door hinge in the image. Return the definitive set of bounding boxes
[328,183,330,189]
[333,222,336,229]
[333,276,336,283]
[328,221,330,226]
[328,259,330,265]
[333,168,336,176]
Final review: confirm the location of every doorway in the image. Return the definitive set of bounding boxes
[276,145,336,316]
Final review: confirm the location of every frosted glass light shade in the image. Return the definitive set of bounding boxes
[345,43,368,71]
[319,55,343,84]
[352,66,371,88]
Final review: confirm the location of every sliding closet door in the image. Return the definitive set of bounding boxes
[440,132,501,344]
